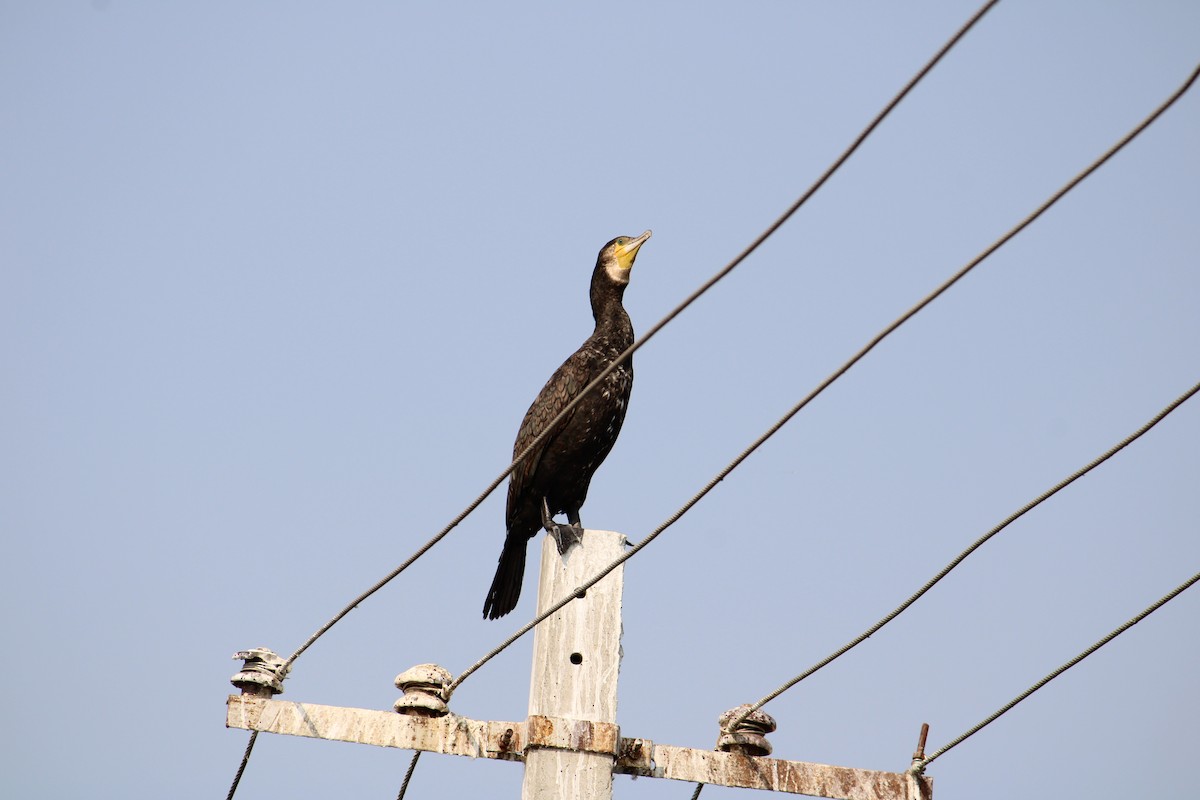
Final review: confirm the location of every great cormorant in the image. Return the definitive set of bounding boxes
[483,231,652,620]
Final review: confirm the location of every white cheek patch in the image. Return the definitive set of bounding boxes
[605,263,631,284]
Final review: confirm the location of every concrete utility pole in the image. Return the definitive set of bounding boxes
[523,530,624,800]
[227,530,932,800]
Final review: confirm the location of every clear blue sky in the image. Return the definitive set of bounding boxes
[2,2,1197,798]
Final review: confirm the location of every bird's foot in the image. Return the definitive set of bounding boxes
[549,522,584,556]
[541,498,584,555]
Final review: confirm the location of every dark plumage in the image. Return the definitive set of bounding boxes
[483,231,652,620]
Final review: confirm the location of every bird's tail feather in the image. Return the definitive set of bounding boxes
[483,534,527,620]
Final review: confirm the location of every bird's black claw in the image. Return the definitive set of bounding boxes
[550,523,584,555]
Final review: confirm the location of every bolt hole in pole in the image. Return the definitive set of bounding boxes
[570,652,583,665]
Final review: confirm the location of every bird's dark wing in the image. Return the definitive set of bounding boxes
[506,348,593,527]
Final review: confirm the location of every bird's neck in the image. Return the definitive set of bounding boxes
[591,283,629,325]
[590,300,632,356]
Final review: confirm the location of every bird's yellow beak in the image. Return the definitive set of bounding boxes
[616,230,652,271]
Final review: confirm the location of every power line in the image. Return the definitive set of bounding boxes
[395,751,421,800]
[225,731,258,800]
[722,378,1200,734]
[450,57,1200,699]
[914,568,1200,772]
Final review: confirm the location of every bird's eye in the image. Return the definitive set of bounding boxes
[615,238,627,245]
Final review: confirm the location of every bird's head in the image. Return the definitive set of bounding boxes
[597,230,652,285]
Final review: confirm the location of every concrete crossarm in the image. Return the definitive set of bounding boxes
[227,695,931,800]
